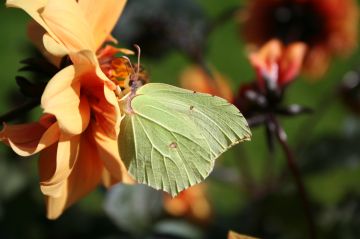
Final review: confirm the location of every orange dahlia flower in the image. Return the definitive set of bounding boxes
[163,184,212,225]
[235,40,306,116]
[179,65,234,102]
[250,39,307,90]
[241,0,359,77]
[1,0,134,219]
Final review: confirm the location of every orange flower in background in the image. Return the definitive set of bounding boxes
[250,39,307,91]
[179,65,234,102]
[235,39,306,116]
[241,0,359,77]
[1,0,134,219]
[163,184,212,225]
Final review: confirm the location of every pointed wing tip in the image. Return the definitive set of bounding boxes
[244,132,252,141]
[169,191,180,198]
[137,179,195,198]
[154,184,182,198]
[133,178,182,197]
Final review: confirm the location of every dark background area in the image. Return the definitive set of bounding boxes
[1,0,360,238]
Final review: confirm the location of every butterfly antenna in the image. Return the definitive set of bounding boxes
[120,56,135,74]
[134,44,141,76]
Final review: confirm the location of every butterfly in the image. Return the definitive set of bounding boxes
[118,57,251,195]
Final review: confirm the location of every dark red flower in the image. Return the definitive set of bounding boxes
[241,0,359,77]
[250,39,306,91]
[235,40,307,118]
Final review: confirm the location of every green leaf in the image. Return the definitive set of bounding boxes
[119,83,251,196]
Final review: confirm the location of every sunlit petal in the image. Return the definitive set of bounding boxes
[78,0,127,49]
[0,116,59,157]
[41,0,96,52]
[40,134,80,197]
[44,131,102,219]
[44,181,68,219]
[38,143,64,198]
[71,50,119,138]
[43,33,68,58]
[41,66,90,135]
[92,124,134,184]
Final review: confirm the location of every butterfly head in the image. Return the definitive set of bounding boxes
[101,44,148,99]
[122,45,149,94]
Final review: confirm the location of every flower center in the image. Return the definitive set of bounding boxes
[98,49,149,96]
[101,57,132,90]
[268,1,327,45]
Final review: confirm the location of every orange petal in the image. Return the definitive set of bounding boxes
[41,66,90,136]
[44,131,103,219]
[43,33,68,58]
[164,184,211,223]
[71,51,120,138]
[97,45,134,63]
[70,50,98,76]
[249,39,282,75]
[179,65,234,102]
[102,168,125,188]
[40,134,80,197]
[38,143,64,198]
[27,21,63,66]
[44,180,68,220]
[92,123,134,184]
[280,42,307,85]
[77,0,127,50]
[70,50,114,86]
[0,117,59,157]
[41,0,96,52]
[6,0,96,56]
[99,81,121,137]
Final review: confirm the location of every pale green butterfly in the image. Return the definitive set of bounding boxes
[117,46,251,196]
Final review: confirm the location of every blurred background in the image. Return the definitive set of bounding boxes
[1,0,360,238]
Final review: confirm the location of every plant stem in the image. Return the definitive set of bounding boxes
[0,99,39,123]
[272,116,317,239]
[247,114,267,128]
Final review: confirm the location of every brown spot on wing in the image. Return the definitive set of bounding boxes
[169,142,177,148]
